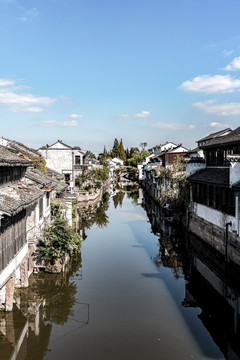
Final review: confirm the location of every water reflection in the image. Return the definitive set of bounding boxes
[143,191,240,359]
[112,188,139,209]
[1,189,240,360]
[78,191,110,239]
[0,255,85,360]
[112,191,125,208]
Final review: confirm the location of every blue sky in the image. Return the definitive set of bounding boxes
[1,0,240,153]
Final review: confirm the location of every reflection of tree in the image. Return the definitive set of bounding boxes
[127,190,139,206]
[160,239,184,279]
[28,255,82,326]
[78,191,110,236]
[143,192,187,280]
[94,205,109,228]
[113,191,125,208]
[30,273,77,325]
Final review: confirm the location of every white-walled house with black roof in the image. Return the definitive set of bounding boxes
[186,126,240,266]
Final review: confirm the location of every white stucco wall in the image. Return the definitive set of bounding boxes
[0,243,28,288]
[186,162,206,178]
[170,145,188,153]
[230,162,240,186]
[193,202,236,233]
[161,142,176,152]
[39,147,83,176]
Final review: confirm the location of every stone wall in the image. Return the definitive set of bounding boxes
[189,212,240,266]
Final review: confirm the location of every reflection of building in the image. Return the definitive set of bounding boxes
[144,192,240,358]
[0,256,88,359]
[183,233,240,359]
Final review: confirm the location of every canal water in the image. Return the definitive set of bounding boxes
[0,190,239,359]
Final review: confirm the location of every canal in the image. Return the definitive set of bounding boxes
[0,190,240,359]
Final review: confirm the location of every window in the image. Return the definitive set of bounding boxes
[46,192,50,207]
[64,173,70,184]
[75,156,81,165]
[39,197,43,219]
[192,183,235,216]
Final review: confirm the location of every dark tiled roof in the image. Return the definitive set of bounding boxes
[188,146,201,154]
[26,167,67,193]
[7,140,40,157]
[39,140,83,152]
[39,140,72,150]
[201,127,240,149]
[0,184,43,215]
[25,168,55,188]
[0,146,31,167]
[54,181,68,193]
[197,128,232,143]
[46,167,63,178]
[188,167,229,186]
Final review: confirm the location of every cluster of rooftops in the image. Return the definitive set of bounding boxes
[0,139,68,217]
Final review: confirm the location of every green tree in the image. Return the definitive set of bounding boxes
[38,217,81,263]
[127,150,149,168]
[130,147,139,157]
[98,146,110,162]
[111,138,120,158]
[91,164,109,181]
[30,156,47,173]
[119,139,127,163]
[85,150,96,159]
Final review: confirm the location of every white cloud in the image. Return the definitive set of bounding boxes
[120,110,150,119]
[0,79,15,86]
[208,122,231,128]
[40,120,78,127]
[12,106,43,113]
[224,56,240,71]
[63,120,78,127]
[69,113,84,119]
[135,110,150,118]
[223,49,234,57]
[193,99,240,116]
[0,80,56,112]
[180,74,240,93]
[151,122,195,130]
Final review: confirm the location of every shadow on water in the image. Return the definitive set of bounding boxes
[140,191,240,360]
